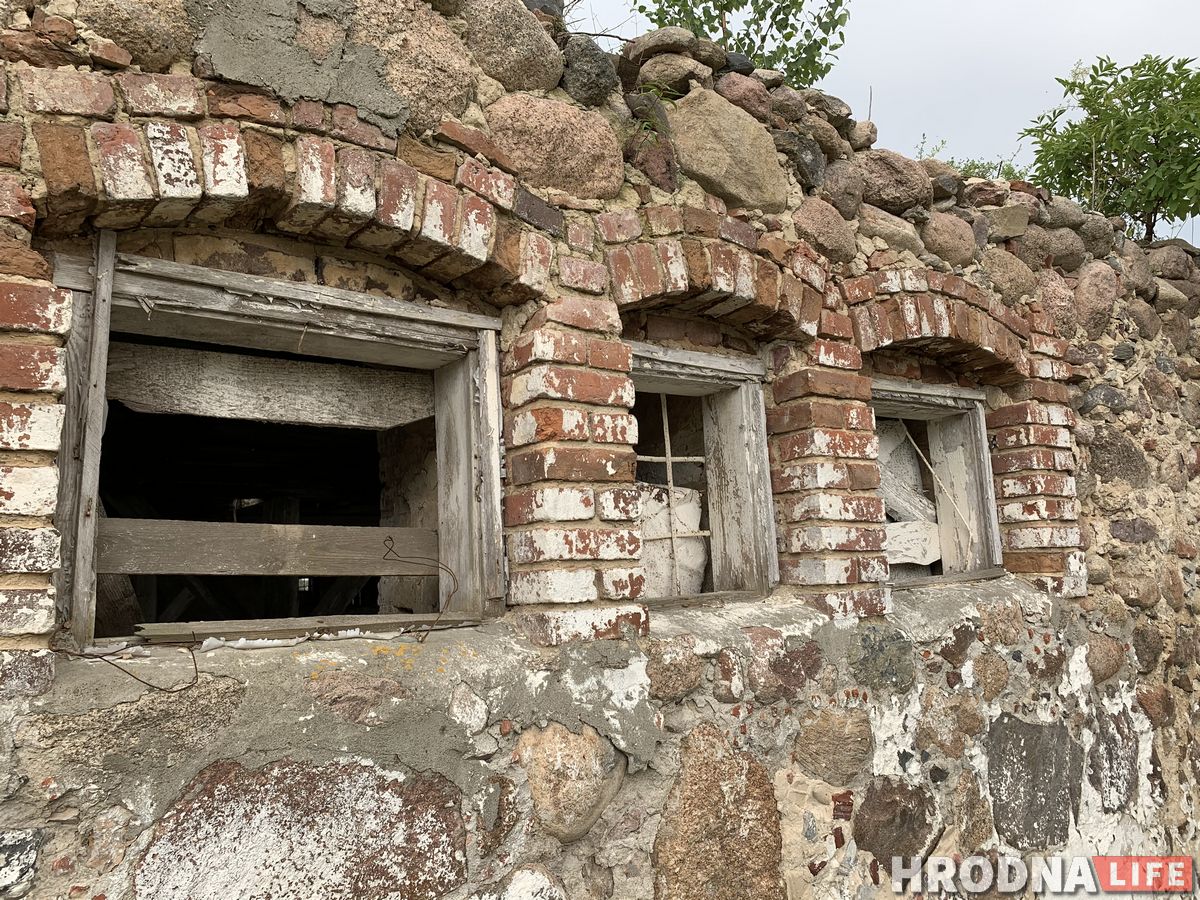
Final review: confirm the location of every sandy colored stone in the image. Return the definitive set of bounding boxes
[921,211,975,266]
[1075,260,1120,339]
[793,705,873,785]
[653,724,785,900]
[858,203,924,257]
[76,0,196,71]
[461,0,563,92]
[487,94,624,199]
[1086,634,1125,683]
[791,197,856,262]
[516,722,626,842]
[857,148,933,214]
[665,89,789,213]
[982,246,1036,305]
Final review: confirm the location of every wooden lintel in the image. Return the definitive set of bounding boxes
[96,519,440,576]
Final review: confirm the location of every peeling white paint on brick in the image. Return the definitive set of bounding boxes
[0,465,57,515]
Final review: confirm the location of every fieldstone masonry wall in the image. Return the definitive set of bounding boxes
[0,0,1196,896]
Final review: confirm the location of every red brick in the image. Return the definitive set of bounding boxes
[0,173,34,229]
[505,406,589,446]
[455,158,515,210]
[767,399,873,435]
[143,121,202,223]
[20,68,114,117]
[32,120,96,231]
[719,215,758,250]
[87,37,132,69]
[362,157,420,243]
[0,344,64,392]
[607,246,640,306]
[587,338,632,372]
[507,446,636,484]
[0,283,70,334]
[90,122,154,205]
[329,104,396,153]
[559,256,609,295]
[773,368,871,403]
[504,328,588,373]
[590,411,637,444]
[527,294,620,334]
[204,82,284,124]
[991,424,1071,451]
[0,124,23,169]
[290,99,326,130]
[775,428,879,463]
[597,209,643,243]
[681,204,719,237]
[435,120,516,173]
[782,524,886,553]
[0,234,51,280]
[840,274,876,305]
[512,186,564,237]
[508,527,640,564]
[810,338,862,370]
[506,364,634,407]
[503,486,595,526]
[994,472,1076,499]
[118,73,204,117]
[566,218,595,251]
[991,447,1075,475]
[645,205,683,236]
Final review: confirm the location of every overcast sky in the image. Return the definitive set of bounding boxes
[578,0,1200,240]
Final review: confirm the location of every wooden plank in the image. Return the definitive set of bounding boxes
[53,288,91,628]
[95,519,439,576]
[52,253,493,370]
[475,331,506,607]
[885,520,942,566]
[871,376,983,421]
[54,252,501,332]
[435,351,481,613]
[133,611,479,643]
[106,341,434,430]
[703,382,775,593]
[927,412,982,573]
[68,232,117,648]
[631,340,764,396]
[970,404,1005,568]
[879,466,938,523]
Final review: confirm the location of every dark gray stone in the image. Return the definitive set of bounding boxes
[722,51,755,75]
[849,625,915,691]
[1079,384,1134,415]
[818,158,863,220]
[852,778,934,873]
[624,90,669,135]
[799,89,852,128]
[560,35,618,106]
[1133,623,1164,674]
[1088,425,1151,488]
[1110,517,1157,543]
[1088,709,1138,813]
[772,129,825,189]
[987,714,1082,851]
[522,0,563,14]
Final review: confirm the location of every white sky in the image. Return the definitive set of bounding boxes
[576,0,1200,240]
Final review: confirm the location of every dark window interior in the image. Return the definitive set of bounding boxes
[95,399,438,637]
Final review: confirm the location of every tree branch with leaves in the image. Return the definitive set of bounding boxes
[1022,55,1200,241]
[633,0,850,87]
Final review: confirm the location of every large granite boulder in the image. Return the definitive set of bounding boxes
[666,89,789,212]
[461,0,563,92]
[487,94,624,198]
[819,158,864,220]
[792,198,856,262]
[921,211,976,266]
[857,149,933,214]
[858,203,924,257]
[982,247,1037,305]
[653,724,785,900]
[1075,259,1120,339]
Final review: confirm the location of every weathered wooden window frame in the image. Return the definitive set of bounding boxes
[53,232,505,647]
[870,377,1004,583]
[628,341,778,599]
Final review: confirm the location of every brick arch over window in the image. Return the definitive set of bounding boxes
[765,261,1084,616]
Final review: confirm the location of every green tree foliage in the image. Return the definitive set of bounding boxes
[1022,55,1200,240]
[633,0,850,87]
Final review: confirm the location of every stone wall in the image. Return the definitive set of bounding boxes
[0,0,1196,896]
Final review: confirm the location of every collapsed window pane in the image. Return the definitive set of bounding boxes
[877,416,943,582]
[632,392,713,597]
